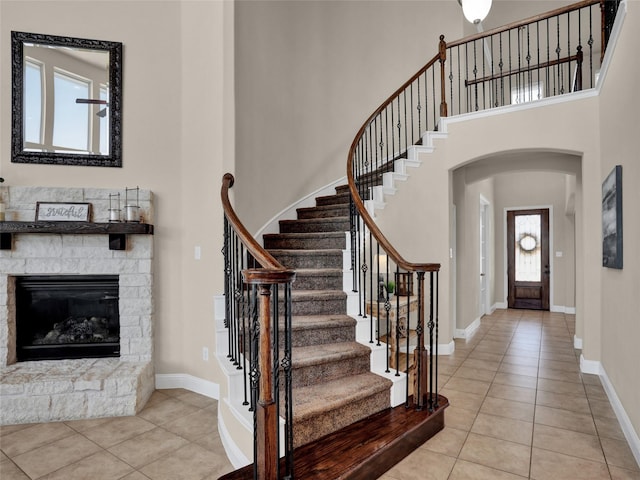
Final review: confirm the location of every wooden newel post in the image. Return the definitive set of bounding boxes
[256,283,277,480]
[243,268,296,480]
[414,271,429,410]
[438,35,448,119]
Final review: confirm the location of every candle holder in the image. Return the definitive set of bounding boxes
[124,186,140,223]
[108,193,121,222]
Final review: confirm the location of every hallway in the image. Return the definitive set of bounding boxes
[379,309,639,479]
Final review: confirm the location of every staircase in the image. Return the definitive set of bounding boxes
[263,184,393,448]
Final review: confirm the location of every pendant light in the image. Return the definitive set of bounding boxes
[460,0,492,24]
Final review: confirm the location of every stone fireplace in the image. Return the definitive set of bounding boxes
[0,186,155,425]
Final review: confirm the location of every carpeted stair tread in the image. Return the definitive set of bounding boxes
[279,217,350,233]
[269,249,344,269]
[315,192,350,206]
[293,372,392,421]
[292,342,370,369]
[288,314,356,331]
[297,204,350,219]
[263,232,345,250]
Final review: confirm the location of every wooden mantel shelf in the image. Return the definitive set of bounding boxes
[0,221,154,251]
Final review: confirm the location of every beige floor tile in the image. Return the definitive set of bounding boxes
[589,398,618,420]
[488,384,536,404]
[443,377,491,396]
[0,422,76,457]
[108,427,190,469]
[82,416,157,448]
[461,358,501,372]
[535,389,591,414]
[534,405,597,435]
[532,424,605,463]
[140,444,234,480]
[452,366,497,383]
[120,472,154,480]
[459,432,531,477]
[440,388,486,412]
[582,373,603,385]
[172,391,217,410]
[479,396,535,422]
[609,465,640,480]
[498,363,539,378]
[384,449,455,480]
[0,457,30,480]
[161,408,218,442]
[449,459,528,480]
[38,451,134,480]
[471,413,533,446]
[493,372,538,389]
[537,367,583,383]
[537,377,586,396]
[444,405,478,431]
[539,358,580,373]
[64,416,114,433]
[423,426,468,457]
[539,350,578,363]
[137,397,201,426]
[594,415,627,441]
[502,355,540,367]
[585,383,609,401]
[600,437,640,472]
[530,447,612,480]
[12,433,102,479]
[467,350,505,363]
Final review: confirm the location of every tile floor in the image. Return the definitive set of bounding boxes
[0,388,234,479]
[1,309,638,479]
[380,309,640,480]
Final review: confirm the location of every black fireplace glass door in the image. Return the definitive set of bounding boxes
[15,275,120,361]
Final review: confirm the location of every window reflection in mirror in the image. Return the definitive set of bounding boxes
[11,31,122,167]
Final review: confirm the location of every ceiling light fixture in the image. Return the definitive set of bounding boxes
[460,0,492,24]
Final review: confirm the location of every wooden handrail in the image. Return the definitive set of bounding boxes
[447,0,601,49]
[221,172,292,273]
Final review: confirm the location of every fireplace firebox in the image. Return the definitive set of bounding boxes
[15,275,120,361]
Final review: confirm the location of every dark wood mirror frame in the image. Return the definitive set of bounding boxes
[11,31,123,167]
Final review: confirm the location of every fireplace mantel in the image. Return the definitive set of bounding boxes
[0,221,154,250]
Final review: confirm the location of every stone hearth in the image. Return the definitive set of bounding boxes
[0,186,154,425]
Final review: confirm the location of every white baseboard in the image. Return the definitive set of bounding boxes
[454,317,480,339]
[551,305,577,314]
[579,354,602,375]
[438,340,455,355]
[494,302,507,310]
[155,373,220,400]
[598,363,640,469]
[217,408,250,469]
[574,335,583,350]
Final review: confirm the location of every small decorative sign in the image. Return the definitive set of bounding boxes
[36,202,91,222]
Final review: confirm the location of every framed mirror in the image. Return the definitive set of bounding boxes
[11,31,122,167]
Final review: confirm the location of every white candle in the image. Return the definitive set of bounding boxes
[109,208,120,222]
[0,202,5,222]
[125,205,140,222]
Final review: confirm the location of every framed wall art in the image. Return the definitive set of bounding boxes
[602,165,622,269]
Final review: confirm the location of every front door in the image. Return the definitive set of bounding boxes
[507,209,550,310]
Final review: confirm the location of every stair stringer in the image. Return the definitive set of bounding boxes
[367,128,450,214]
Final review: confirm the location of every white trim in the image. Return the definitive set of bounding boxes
[599,362,640,469]
[565,306,576,314]
[438,340,456,355]
[494,302,507,310]
[454,317,481,339]
[574,335,583,350]
[217,411,250,469]
[551,305,576,314]
[579,354,601,375]
[254,176,348,238]
[155,373,220,400]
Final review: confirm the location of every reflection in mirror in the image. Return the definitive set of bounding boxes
[11,31,122,167]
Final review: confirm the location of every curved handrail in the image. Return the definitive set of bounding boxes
[346,53,442,273]
[221,172,292,273]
